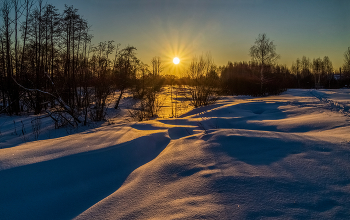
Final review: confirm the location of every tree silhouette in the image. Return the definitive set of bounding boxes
[343,47,350,73]
[250,33,280,93]
[187,53,218,107]
[151,56,163,76]
[291,58,301,87]
[113,45,139,110]
[341,47,350,87]
[312,57,323,89]
[322,56,333,88]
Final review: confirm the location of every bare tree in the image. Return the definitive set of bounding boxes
[1,0,14,113]
[129,62,164,121]
[249,33,280,93]
[343,47,350,73]
[12,0,20,77]
[113,45,139,110]
[187,53,218,107]
[151,56,163,76]
[291,58,301,87]
[19,0,34,75]
[312,58,323,89]
[322,56,333,88]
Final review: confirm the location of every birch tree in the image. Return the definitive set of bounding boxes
[249,33,280,94]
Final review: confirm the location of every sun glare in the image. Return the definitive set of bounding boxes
[173,57,180,65]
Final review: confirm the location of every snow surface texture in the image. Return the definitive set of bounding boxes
[1,89,350,220]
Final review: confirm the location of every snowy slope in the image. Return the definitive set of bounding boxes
[1,89,350,219]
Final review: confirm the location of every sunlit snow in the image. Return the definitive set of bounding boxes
[1,89,350,219]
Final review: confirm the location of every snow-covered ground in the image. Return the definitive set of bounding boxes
[1,89,350,219]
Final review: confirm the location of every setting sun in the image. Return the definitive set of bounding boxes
[173,57,180,64]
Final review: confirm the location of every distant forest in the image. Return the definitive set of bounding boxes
[1,1,350,124]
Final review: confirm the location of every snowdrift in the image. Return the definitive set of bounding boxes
[1,89,350,219]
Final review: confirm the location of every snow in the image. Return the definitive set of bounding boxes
[1,89,350,219]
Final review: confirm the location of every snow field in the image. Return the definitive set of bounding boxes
[1,89,350,219]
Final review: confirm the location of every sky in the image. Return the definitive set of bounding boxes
[48,0,350,72]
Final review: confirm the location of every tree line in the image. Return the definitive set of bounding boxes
[0,0,162,125]
[1,1,349,123]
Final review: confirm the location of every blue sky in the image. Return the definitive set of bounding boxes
[49,0,350,70]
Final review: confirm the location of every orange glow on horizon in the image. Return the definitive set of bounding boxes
[141,19,205,77]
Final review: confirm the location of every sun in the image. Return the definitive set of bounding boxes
[173,57,180,65]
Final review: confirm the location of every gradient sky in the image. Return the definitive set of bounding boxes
[49,0,350,72]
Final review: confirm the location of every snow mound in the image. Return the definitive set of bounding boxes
[1,89,350,219]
